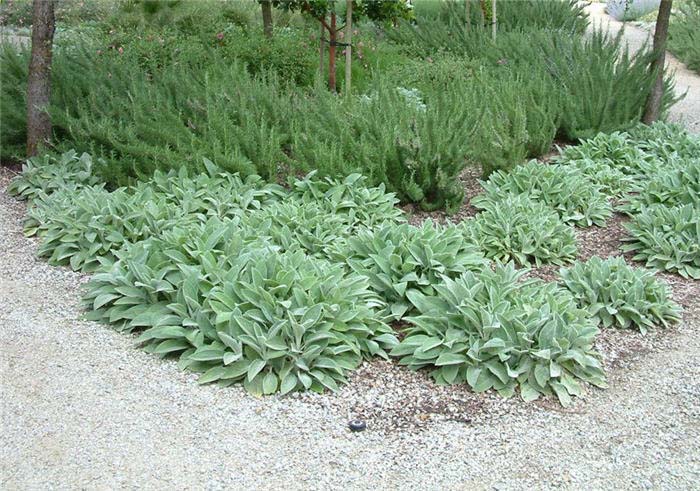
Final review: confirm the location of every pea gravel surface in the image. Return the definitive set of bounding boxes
[2,162,700,490]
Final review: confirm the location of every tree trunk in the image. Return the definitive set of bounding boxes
[465,0,470,32]
[344,0,353,95]
[319,21,325,82]
[642,0,673,124]
[261,0,273,38]
[328,12,337,92]
[491,0,497,41]
[26,0,56,157]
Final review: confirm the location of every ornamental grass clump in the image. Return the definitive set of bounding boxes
[622,204,700,279]
[465,194,578,267]
[391,263,606,406]
[472,161,613,227]
[339,220,488,320]
[560,256,682,333]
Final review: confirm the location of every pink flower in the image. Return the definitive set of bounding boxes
[216,32,224,40]
[118,47,124,54]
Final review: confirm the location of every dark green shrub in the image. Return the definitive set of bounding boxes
[291,82,475,211]
[542,31,678,140]
[388,0,588,58]
[215,27,317,86]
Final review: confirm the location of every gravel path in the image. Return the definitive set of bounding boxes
[3,8,700,490]
[585,2,700,134]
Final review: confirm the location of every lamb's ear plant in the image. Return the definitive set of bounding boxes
[618,161,700,215]
[145,162,287,219]
[84,216,270,333]
[25,184,191,272]
[197,249,397,395]
[625,122,700,161]
[552,156,635,197]
[7,150,101,201]
[555,123,700,190]
[560,256,682,333]
[465,194,577,267]
[554,131,662,180]
[85,222,397,396]
[391,263,607,407]
[290,172,405,227]
[622,204,700,279]
[472,161,612,227]
[339,220,488,320]
[246,200,354,260]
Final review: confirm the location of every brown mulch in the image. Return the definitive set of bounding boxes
[1,159,23,174]
[298,359,486,432]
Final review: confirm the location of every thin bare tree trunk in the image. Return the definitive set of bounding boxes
[479,0,487,30]
[465,0,470,32]
[491,0,497,41]
[261,0,273,38]
[319,21,325,81]
[344,0,353,95]
[328,11,337,92]
[26,0,55,157]
[642,0,673,124]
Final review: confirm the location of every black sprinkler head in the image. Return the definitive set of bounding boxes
[348,419,367,432]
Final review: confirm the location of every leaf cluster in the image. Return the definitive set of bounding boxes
[622,204,700,280]
[7,150,102,201]
[560,256,682,333]
[339,220,488,320]
[85,225,397,395]
[391,263,606,406]
[619,160,700,215]
[465,194,578,267]
[473,161,612,227]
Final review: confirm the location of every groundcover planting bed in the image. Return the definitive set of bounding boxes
[2,0,698,412]
[7,122,698,407]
